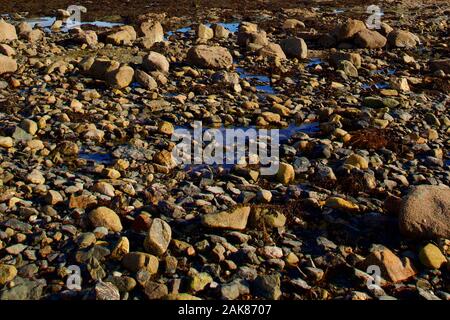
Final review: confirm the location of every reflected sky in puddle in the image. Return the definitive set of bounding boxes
[176,122,319,142]
[235,67,275,94]
[166,22,240,37]
[361,82,390,90]
[176,122,319,171]
[79,151,114,164]
[370,68,396,76]
[306,58,323,68]
[24,16,123,32]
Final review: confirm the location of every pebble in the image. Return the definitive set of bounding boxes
[144,218,172,256]
[88,207,123,232]
[252,274,282,300]
[419,244,447,269]
[360,245,416,283]
[0,264,17,285]
[122,252,159,274]
[202,206,250,230]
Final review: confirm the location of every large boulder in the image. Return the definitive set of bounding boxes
[0,54,17,74]
[105,26,137,45]
[281,37,308,59]
[143,51,170,74]
[187,45,233,69]
[258,43,286,59]
[237,22,268,47]
[354,29,387,49]
[138,20,164,48]
[135,69,158,90]
[105,65,134,89]
[138,20,164,39]
[196,23,214,40]
[334,19,367,42]
[0,20,17,42]
[387,30,418,48]
[72,29,98,47]
[85,58,120,79]
[399,185,450,239]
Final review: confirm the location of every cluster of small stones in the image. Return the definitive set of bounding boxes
[0,2,449,301]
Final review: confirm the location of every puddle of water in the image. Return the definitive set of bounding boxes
[176,122,318,173]
[333,9,345,14]
[306,58,323,68]
[370,68,396,76]
[236,67,275,94]
[361,82,390,90]
[166,21,240,37]
[375,82,390,89]
[24,16,123,32]
[166,26,192,37]
[214,22,240,33]
[175,122,319,143]
[79,151,114,164]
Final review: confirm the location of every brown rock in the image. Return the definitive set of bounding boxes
[282,19,305,29]
[0,44,15,56]
[211,24,231,39]
[0,54,17,74]
[360,245,417,283]
[330,52,362,68]
[135,69,158,90]
[138,20,164,47]
[202,206,251,230]
[335,19,367,42]
[196,23,214,40]
[105,25,137,45]
[187,45,233,69]
[354,29,387,48]
[74,30,98,47]
[0,20,17,42]
[69,194,97,209]
[144,218,172,256]
[281,37,308,59]
[387,30,418,48]
[25,29,44,43]
[258,43,286,59]
[89,207,123,232]
[143,51,170,74]
[153,150,176,168]
[86,58,120,79]
[122,252,159,274]
[105,65,135,89]
[144,281,168,300]
[399,185,450,239]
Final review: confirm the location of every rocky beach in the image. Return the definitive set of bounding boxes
[0,0,449,301]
